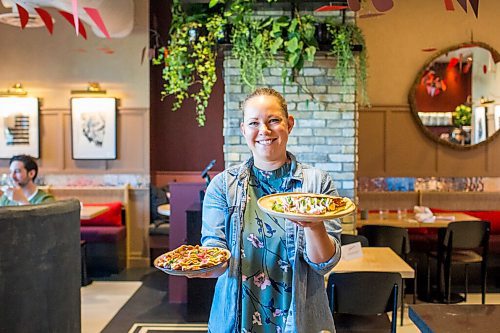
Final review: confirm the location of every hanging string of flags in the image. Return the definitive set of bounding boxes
[13,0,110,39]
[315,0,480,18]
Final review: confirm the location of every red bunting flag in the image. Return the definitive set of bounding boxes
[347,0,361,11]
[444,0,455,10]
[455,0,468,12]
[314,5,348,12]
[469,0,479,18]
[84,7,110,38]
[15,3,29,29]
[59,10,87,39]
[371,0,394,12]
[72,0,79,36]
[34,7,54,34]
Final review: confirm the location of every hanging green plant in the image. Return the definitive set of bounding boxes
[327,22,368,105]
[153,0,225,126]
[227,0,283,90]
[154,0,370,125]
[283,11,317,84]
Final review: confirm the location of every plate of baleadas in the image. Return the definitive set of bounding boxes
[257,192,356,222]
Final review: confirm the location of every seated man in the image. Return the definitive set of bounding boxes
[0,154,54,206]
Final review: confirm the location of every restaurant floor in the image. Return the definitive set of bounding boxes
[81,267,500,333]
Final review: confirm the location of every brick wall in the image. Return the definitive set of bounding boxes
[223,53,357,199]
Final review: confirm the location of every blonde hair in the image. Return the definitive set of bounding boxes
[242,87,288,117]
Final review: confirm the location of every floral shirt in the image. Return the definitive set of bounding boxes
[241,164,293,333]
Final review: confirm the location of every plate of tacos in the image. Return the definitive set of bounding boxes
[257,192,356,222]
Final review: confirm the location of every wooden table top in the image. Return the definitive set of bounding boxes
[357,212,479,228]
[332,247,415,279]
[80,206,110,220]
[409,304,500,333]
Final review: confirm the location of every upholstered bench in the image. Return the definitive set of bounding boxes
[80,202,126,276]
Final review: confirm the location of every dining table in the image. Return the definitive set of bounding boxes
[356,211,480,229]
[80,205,110,220]
[357,211,480,304]
[409,304,500,333]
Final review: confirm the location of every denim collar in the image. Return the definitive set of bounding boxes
[237,151,303,183]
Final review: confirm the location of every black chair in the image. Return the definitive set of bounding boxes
[328,272,401,333]
[341,233,369,247]
[427,220,490,304]
[359,225,416,325]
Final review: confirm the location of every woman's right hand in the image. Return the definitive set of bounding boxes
[188,262,228,279]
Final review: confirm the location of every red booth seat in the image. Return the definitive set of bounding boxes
[80,202,126,275]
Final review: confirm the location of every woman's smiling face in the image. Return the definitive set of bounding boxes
[241,95,294,170]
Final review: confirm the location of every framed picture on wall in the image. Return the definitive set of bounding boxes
[71,97,117,160]
[0,97,40,159]
[495,105,500,132]
[473,106,487,144]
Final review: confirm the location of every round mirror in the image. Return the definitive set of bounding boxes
[409,42,500,149]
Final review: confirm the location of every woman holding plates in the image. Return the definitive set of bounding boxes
[200,88,342,333]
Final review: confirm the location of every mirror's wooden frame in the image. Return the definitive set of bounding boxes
[408,42,500,150]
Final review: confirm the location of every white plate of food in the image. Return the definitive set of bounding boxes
[154,245,231,277]
[257,192,356,222]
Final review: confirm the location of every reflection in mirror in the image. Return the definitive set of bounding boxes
[410,43,500,148]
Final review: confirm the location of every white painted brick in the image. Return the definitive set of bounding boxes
[315,163,342,172]
[327,137,355,145]
[332,172,355,180]
[342,163,355,172]
[226,137,240,145]
[326,120,355,128]
[302,68,327,76]
[294,152,328,162]
[297,119,326,128]
[342,181,355,190]
[315,128,343,136]
[341,112,355,120]
[298,137,326,145]
[291,128,313,136]
[287,145,313,153]
[226,153,240,161]
[328,154,355,162]
[342,128,356,137]
[341,145,356,154]
[313,111,341,120]
[313,145,342,153]
[316,94,341,103]
[342,94,355,103]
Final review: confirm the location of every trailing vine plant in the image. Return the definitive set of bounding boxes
[226,0,282,90]
[327,22,369,105]
[153,0,368,125]
[153,0,225,126]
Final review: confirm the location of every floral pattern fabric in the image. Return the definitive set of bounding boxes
[241,163,293,333]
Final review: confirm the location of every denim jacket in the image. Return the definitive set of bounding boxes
[201,152,342,333]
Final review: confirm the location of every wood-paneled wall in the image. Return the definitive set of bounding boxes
[0,107,151,267]
[358,106,500,177]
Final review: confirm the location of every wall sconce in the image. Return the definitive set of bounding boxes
[71,82,107,95]
[0,83,28,96]
[479,96,495,105]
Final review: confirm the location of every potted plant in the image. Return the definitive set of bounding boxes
[453,104,472,127]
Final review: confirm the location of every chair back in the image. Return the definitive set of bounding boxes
[341,233,369,247]
[328,271,401,316]
[359,225,410,256]
[444,221,490,249]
